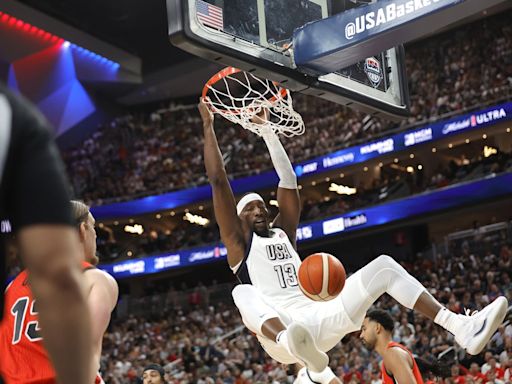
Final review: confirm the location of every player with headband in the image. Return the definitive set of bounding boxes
[199,97,508,384]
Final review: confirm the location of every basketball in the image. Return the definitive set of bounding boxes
[298,253,346,301]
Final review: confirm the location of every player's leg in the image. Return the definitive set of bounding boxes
[231,284,287,338]
[232,284,328,372]
[340,255,508,355]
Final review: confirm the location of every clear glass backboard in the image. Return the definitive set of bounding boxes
[167,0,410,119]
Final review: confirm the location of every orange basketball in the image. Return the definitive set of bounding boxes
[298,253,346,301]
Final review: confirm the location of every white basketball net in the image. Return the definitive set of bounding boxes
[203,69,305,137]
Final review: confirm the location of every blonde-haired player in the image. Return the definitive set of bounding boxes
[199,99,508,384]
[0,201,118,383]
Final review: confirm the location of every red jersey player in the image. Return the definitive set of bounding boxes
[0,201,118,383]
[360,310,427,384]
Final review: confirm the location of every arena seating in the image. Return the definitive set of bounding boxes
[90,150,512,264]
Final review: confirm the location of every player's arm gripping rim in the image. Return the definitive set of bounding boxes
[255,109,301,248]
[199,98,246,268]
[383,347,418,384]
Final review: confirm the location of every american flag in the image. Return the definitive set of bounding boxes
[196,0,223,30]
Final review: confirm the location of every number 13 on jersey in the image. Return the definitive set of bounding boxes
[273,263,298,288]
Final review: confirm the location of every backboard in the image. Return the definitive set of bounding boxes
[168,0,410,119]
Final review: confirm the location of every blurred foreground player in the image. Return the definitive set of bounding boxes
[199,98,508,384]
[0,201,118,383]
[0,83,94,383]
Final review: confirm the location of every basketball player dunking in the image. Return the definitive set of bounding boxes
[0,201,118,384]
[199,99,508,384]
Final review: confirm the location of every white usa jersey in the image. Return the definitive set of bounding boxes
[232,228,310,309]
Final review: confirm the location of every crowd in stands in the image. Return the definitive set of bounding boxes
[62,11,512,205]
[99,224,512,383]
[94,149,512,263]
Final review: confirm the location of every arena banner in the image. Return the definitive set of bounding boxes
[293,0,505,73]
[92,101,512,220]
[295,101,512,176]
[100,172,512,279]
[99,244,227,278]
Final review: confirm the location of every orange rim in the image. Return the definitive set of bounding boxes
[202,66,288,115]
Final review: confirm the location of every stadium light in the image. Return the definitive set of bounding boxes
[124,224,144,235]
[484,146,497,158]
[0,12,119,68]
[184,212,209,226]
[329,183,357,195]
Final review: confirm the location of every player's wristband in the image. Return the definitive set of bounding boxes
[307,367,337,384]
[262,131,297,189]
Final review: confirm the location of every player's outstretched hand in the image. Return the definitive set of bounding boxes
[198,97,214,127]
[251,106,270,125]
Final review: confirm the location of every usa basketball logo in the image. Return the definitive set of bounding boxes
[364,57,383,88]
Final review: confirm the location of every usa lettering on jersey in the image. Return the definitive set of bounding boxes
[266,243,293,260]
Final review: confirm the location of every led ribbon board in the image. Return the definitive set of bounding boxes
[100,172,512,279]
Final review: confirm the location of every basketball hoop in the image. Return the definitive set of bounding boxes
[202,67,305,137]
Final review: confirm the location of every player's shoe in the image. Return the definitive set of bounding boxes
[454,296,508,355]
[287,323,328,373]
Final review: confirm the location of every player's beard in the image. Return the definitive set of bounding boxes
[253,222,269,237]
[362,337,376,350]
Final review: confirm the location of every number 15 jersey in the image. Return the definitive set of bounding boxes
[233,228,310,310]
[0,262,102,384]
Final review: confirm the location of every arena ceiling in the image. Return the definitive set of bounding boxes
[14,0,512,105]
[18,0,191,73]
